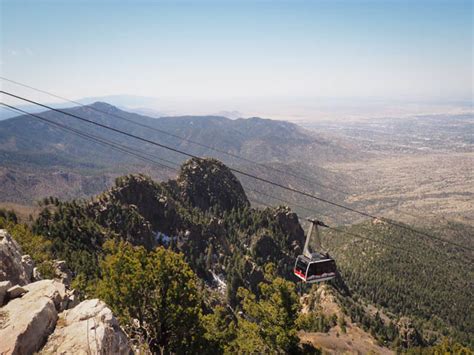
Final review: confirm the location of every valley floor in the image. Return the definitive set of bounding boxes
[324,152,473,224]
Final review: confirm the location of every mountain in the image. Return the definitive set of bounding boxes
[0,102,352,166]
[1,158,471,352]
[0,102,354,209]
[2,103,472,230]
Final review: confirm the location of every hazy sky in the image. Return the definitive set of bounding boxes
[1,0,472,119]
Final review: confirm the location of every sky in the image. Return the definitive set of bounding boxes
[1,0,472,120]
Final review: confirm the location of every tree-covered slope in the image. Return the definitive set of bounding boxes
[322,221,474,347]
[2,157,472,352]
[31,158,305,297]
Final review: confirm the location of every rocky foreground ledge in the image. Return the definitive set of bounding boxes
[0,229,131,354]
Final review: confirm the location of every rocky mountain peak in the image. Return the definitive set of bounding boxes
[177,157,250,213]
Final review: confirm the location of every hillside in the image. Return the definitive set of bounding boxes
[321,221,474,348]
[299,285,393,354]
[0,157,472,353]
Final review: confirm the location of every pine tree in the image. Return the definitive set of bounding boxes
[97,241,207,353]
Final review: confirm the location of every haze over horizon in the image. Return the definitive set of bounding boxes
[1,0,472,121]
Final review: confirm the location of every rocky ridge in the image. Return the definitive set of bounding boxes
[176,157,250,213]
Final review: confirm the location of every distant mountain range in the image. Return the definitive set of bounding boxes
[2,102,470,227]
[0,101,353,165]
[0,102,354,206]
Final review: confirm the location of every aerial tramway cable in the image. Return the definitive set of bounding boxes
[0,76,348,195]
[0,104,178,172]
[2,76,463,227]
[1,91,472,254]
[4,77,453,224]
[2,102,470,265]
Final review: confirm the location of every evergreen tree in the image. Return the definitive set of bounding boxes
[97,241,207,353]
[231,264,301,353]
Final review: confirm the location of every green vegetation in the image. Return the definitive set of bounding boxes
[33,200,105,287]
[232,264,301,353]
[337,295,399,347]
[97,241,206,353]
[1,158,472,352]
[5,163,308,352]
[405,338,473,355]
[296,312,333,333]
[323,221,474,348]
[89,240,304,353]
[202,264,302,353]
[0,208,18,224]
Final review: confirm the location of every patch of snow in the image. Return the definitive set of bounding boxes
[209,269,227,294]
[154,231,177,245]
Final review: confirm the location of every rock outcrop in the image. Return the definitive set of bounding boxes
[6,284,27,300]
[41,299,131,354]
[0,230,32,285]
[251,232,280,262]
[272,207,305,252]
[177,158,250,213]
[53,260,73,287]
[299,285,394,355]
[0,231,132,355]
[92,174,173,249]
[0,280,65,355]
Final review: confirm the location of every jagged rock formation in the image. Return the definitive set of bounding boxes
[0,280,68,354]
[31,160,309,321]
[92,174,180,249]
[272,206,305,252]
[52,260,73,287]
[0,230,131,355]
[6,284,27,299]
[177,158,250,213]
[251,232,280,262]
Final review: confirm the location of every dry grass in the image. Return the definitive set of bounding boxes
[299,324,393,355]
[299,285,393,354]
[0,202,41,223]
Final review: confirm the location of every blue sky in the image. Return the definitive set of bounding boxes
[1,0,472,119]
